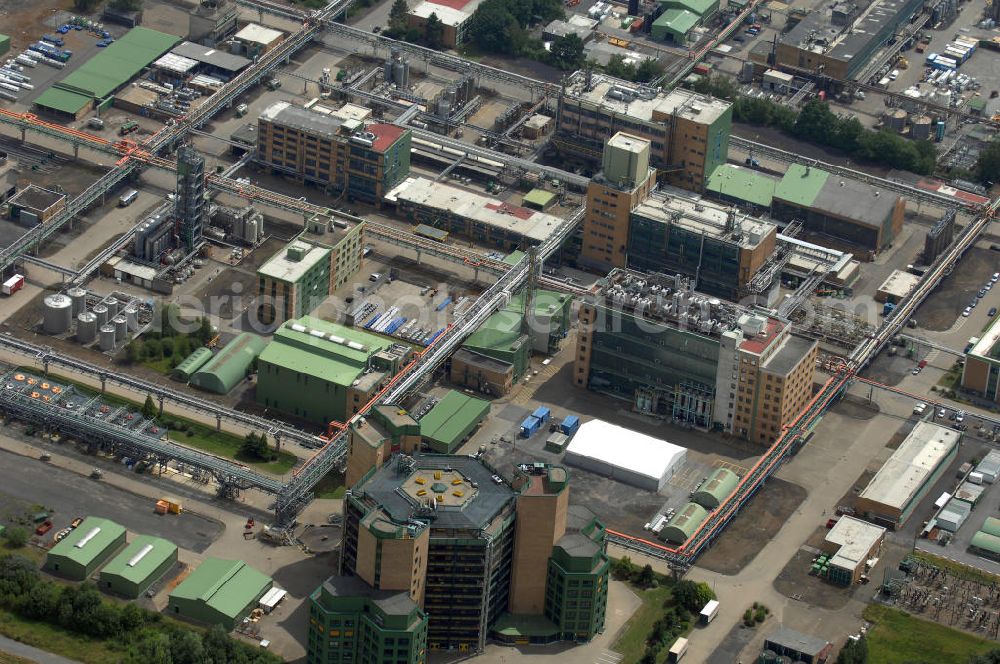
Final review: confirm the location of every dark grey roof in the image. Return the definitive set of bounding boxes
[261,102,346,140]
[782,0,920,65]
[358,454,516,531]
[10,185,65,212]
[230,122,257,146]
[556,532,600,558]
[566,504,599,533]
[321,575,418,617]
[171,41,251,72]
[761,335,815,377]
[812,176,899,229]
[765,627,830,656]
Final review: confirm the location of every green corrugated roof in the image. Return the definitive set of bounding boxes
[170,558,271,618]
[523,189,556,208]
[37,27,179,111]
[981,517,1000,538]
[100,535,177,585]
[190,333,267,394]
[257,316,391,387]
[692,467,739,507]
[464,289,569,354]
[706,164,777,207]
[775,163,830,208]
[655,8,701,34]
[48,517,125,565]
[34,87,93,115]
[172,346,213,379]
[661,0,717,17]
[971,530,1000,555]
[420,390,490,450]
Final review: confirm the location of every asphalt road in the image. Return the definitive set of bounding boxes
[0,445,223,552]
[0,635,80,664]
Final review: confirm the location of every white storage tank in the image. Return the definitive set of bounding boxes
[67,287,87,317]
[123,305,139,331]
[104,296,119,318]
[112,316,128,342]
[99,324,116,351]
[77,312,97,343]
[43,294,73,334]
[92,304,109,327]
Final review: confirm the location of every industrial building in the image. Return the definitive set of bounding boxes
[691,467,739,509]
[257,101,412,203]
[661,502,709,545]
[347,406,424,488]
[556,72,732,191]
[44,517,126,581]
[707,163,905,254]
[387,177,564,250]
[189,333,267,394]
[307,575,429,664]
[975,450,1000,484]
[7,185,67,225]
[0,153,17,205]
[331,455,609,652]
[854,421,960,528]
[773,0,925,81]
[168,558,272,629]
[820,516,886,586]
[232,23,285,56]
[763,627,833,664]
[564,419,686,491]
[99,535,178,598]
[256,316,413,426]
[450,290,572,396]
[406,0,487,48]
[418,390,490,453]
[175,146,206,252]
[153,42,251,83]
[962,316,1000,404]
[34,27,180,119]
[257,229,365,325]
[969,517,1000,561]
[875,270,920,303]
[188,0,238,45]
[575,269,817,445]
[652,0,718,43]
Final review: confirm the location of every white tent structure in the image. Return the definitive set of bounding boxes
[564,419,686,491]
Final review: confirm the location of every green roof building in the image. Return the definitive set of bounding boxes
[0,34,10,57]
[257,316,411,425]
[99,535,178,598]
[970,531,1000,560]
[692,467,739,509]
[419,390,490,453]
[706,164,778,208]
[652,9,701,44]
[190,332,267,394]
[773,163,830,209]
[522,189,557,211]
[45,517,126,580]
[660,502,708,545]
[168,558,272,629]
[660,0,719,20]
[35,27,180,119]
[172,346,213,381]
[981,517,1000,538]
[307,576,428,664]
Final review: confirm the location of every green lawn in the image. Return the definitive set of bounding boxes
[26,370,298,475]
[314,470,346,499]
[0,651,36,664]
[613,583,675,664]
[141,355,175,375]
[864,604,995,664]
[0,609,125,664]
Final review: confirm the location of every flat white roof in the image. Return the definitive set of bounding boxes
[386,177,562,243]
[410,1,470,25]
[970,316,1000,359]
[825,516,885,571]
[153,52,199,74]
[877,269,921,299]
[859,421,959,511]
[565,419,686,485]
[258,239,330,284]
[234,23,285,45]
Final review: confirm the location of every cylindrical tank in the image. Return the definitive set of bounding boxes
[740,60,754,83]
[99,324,116,351]
[43,294,73,334]
[935,119,946,141]
[112,315,127,342]
[123,305,139,331]
[103,296,119,318]
[883,108,907,132]
[76,312,97,343]
[911,114,932,139]
[92,304,109,328]
[760,651,778,664]
[67,287,87,317]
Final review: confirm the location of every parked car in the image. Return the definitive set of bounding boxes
[35,521,53,536]
[963,307,972,317]
[913,402,927,415]
[993,272,999,282]
[989,307,997,317]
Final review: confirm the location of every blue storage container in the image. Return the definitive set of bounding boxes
[520,416,541,438]
[561,415,580,436]
[532,406,551,423]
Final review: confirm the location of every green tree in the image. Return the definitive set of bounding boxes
[672,579,715,613]
[635,58,664,83]
[611,556,636,580]
[125,340,142,364]
[126,632,172,664]
[976,139,1000,186]
[173,335,191,360]
[144,339,162,360]
[423,12,444,49]
[240,432,268,460]
[970,651,1000,664]
[836,635,869,664]
[142,394,157,420]
[0,553,40,596]
[548,33,585,70]
[3,526,28,549]
[469,1,525,55]
[636,563,656,588]
[605,54,637,81]
[170,631,205,664]
[73,0,101,11]
[387,0,410,36]
[109,0,142,9]
[195,318,213,344]
[794,99,838,145]
[161,337,174,358]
